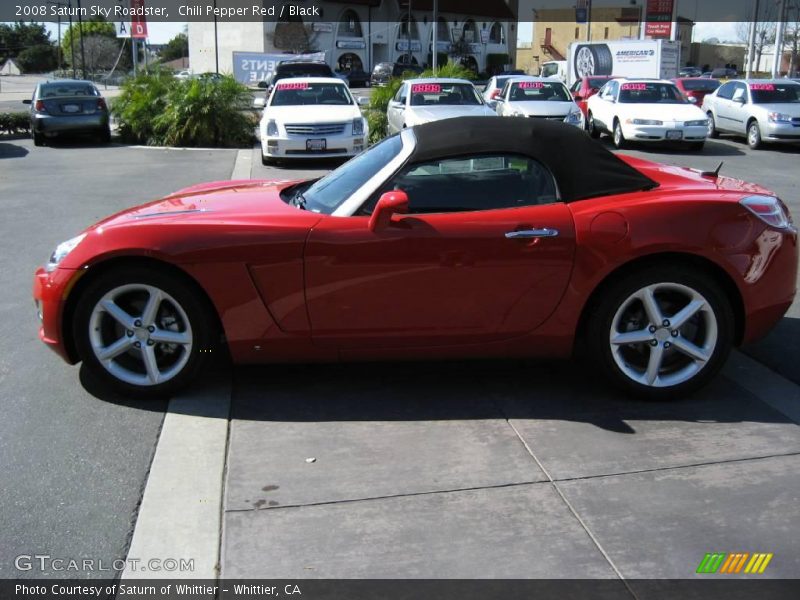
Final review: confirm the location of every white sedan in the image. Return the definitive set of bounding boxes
[386,78,496,134]
[257,77,369,164]
[495,77,584,128]
[586,79,709,150]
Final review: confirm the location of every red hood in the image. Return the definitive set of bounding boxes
[617,154,775,197]
[89,179,318,231]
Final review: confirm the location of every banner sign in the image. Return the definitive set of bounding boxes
[130,0,149,38]
[645,0,673,39]
[231,51,327,85]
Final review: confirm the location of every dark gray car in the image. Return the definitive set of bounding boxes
[24,80,110,146]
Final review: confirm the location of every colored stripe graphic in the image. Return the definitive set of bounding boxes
[697,553,727,573]
[698,552,773,574]
[744,553,774,574]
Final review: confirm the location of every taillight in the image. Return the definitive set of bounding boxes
[490,89,501,99]
[97,98,107,111]
[740,195,793,230]
[34,100,47,113]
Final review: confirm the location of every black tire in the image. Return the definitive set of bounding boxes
[98,127,111,144]
[587,265,734,400]
[706,111,719,138]
[747,120,762,150]
[612,119,626,149]
[261,153,272,166]
[573,44,613,78]
[33,131,44,146]
[74,266,218,398]
[587,111,601,138]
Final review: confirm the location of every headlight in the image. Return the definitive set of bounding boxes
[352,117,364,136]
[768,112,793,123]
[564,111,582,125]
[46,233,86,272]
[627,118,663,125]
[266,119,279,136]
[685,119,709,127]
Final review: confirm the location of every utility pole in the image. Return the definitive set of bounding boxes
[76,0,87,79]
[432,0,438,73]
[587,0,593,41]
[213,0,219,74]
[746,0,760,78]
[772,0,787,77]
[407,0,412,64]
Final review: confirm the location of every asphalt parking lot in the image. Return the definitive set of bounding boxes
[1,133,799,585]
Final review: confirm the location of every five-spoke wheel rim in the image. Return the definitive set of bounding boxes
[89,284,193,386]
[609,283,717,388]
[748,124,759,146]
[614,123,622,146]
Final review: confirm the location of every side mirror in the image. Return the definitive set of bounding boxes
[22,99,32,105]
[257,81,268,89]
[687,95,697,103]
[733,96,745,104]
[496,96,505,102]
[357,96,370,106]
[573,94,582,101]
[368,190,409,232]
[388,100,404,110]
[253,97,266,109]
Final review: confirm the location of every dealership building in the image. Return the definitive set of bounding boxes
[188,0,519,79]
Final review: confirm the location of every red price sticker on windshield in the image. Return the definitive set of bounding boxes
[518,81,544,89]
[411,84,442,93]
[750,83,775,91]
[277,82,309,90]
[621,83,648,91]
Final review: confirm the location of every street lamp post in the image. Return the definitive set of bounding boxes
[76,0,87,79]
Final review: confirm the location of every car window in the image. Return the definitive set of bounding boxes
[409,83,482,106]
[299,135,404,214]
[716,81,736,99]
[508,81,570,102]
[681,79,721,91]
[602,81,619,98]
[588,77,610,91]
[731,83,747,102]
[749,83,800,104]
[270,82,353,106]
[618,82,686,104]
[366,154,558,214]
[39,83,99,98]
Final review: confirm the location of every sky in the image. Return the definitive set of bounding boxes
[42,21,185,45]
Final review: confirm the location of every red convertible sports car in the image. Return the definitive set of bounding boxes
[33,118,797,399]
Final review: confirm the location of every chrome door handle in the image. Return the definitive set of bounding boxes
[505,228,559,239]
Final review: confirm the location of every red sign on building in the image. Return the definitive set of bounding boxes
[645,0,673,39]
[130,0,149,39]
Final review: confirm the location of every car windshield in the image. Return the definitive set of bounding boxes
[509,81,570,102]
[39,83,99,98]
[270,82,353,106]
[276,64,331,78]
[681,79,721,91]
[541,64,560,77]
[298,135,404,214]
[750,83,800,104]
[409,82,482,106]
[619,82,686,104]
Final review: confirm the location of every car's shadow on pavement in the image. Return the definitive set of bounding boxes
[600,137,746,157]
[0,141,29,159]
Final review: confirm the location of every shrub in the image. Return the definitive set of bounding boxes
[0,112,31,136]
[113,69,175,144]
[153,75,254,147]
[419,62,476,80]
[365,110,388,146]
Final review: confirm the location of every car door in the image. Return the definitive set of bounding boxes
[496,81,511,116]
[386,83,407,133]
[727,83,750,134]
[304,153,576,348]
[712,81,737,132]
[592,80,617,131]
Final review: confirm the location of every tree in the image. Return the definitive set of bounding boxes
[0,22,53,63]
[159,33,188,63]
[269,22,319,53]
[82,36,122,78]
[61,20,117,71]
[785,2,800,76]
[15,44,57,73]
[736,2,778,73]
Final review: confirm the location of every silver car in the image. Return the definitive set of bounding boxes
[24,80,110,146]
[702,79,800,149]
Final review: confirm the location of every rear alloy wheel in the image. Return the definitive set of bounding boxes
[588,267,733,399]
[706,112,719,138]
[613,120,626,149]
[747,121,762,150]
[75,268,216,398]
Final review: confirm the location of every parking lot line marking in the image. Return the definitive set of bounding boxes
[503,419,639,599]
[725,351,800,426]
[121,377,231,580]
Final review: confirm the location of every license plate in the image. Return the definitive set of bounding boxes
[62,104,80,113]
[306,138,326,151]
[666,130,683,140]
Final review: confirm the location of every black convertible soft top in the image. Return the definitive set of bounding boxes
[408,117,658,202]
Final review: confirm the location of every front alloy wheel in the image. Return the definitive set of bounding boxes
[589,267,733,399]
[613,120,626,149]
[747,121,762,149]
[75,268,216,397]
